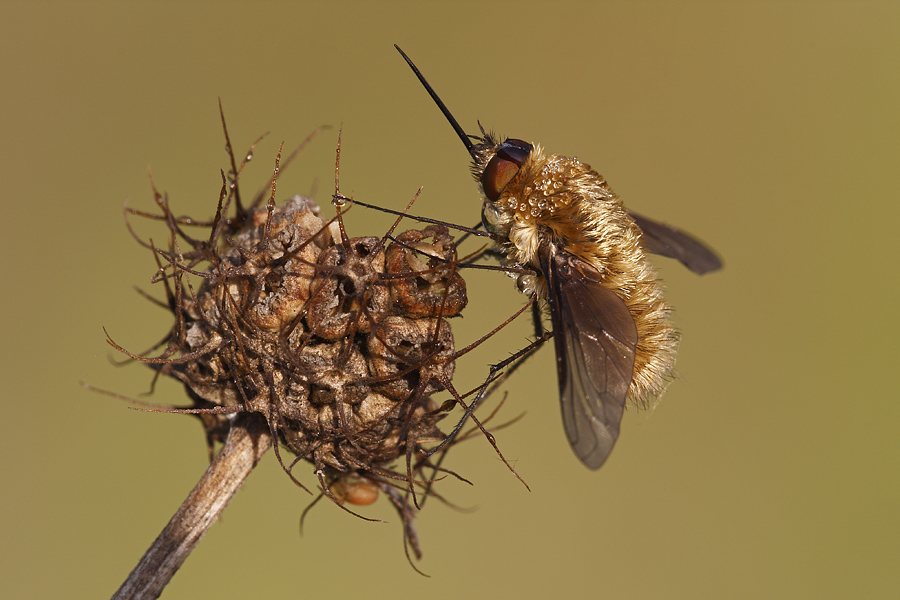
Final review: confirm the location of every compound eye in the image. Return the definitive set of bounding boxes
[481,138,532,200]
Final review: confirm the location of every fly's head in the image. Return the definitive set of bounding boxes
[465,133,527,236]
[474,134,587,243]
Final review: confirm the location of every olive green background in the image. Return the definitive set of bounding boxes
[2,2,897,598]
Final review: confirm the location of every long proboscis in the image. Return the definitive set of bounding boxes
[394,45,477,159]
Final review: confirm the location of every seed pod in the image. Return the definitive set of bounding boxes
[385,224,468,318]
[330,476,380,506]
[367,315,456,402]
[307,236,389,339]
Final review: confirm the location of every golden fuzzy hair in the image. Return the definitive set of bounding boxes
[475,140,679,406]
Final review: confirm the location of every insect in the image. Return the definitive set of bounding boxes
[395,46,721,469]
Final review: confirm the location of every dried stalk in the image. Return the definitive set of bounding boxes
[111,413,272,600]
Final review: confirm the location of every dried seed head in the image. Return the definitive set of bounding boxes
[113,128,516,569]
[163,194,465,482]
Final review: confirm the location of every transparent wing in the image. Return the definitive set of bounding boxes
[540,245,638,469]
[629,211,722,274]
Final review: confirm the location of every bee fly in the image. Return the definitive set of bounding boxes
[395,45,721,469]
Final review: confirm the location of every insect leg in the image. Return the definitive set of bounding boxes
[424,326,553,462]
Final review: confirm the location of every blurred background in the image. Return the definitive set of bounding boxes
[2,2,897,598]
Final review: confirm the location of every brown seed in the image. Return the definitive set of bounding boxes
[385,225,468,318]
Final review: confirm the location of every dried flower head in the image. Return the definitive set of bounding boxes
[106,116,519,572]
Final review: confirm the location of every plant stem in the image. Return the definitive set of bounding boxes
[111,413,272,600]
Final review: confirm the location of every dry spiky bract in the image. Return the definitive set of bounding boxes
[116,133,479,565]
